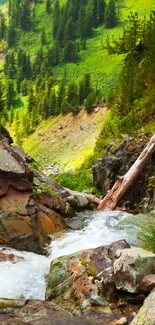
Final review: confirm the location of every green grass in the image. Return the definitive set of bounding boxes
[54,170,99,194]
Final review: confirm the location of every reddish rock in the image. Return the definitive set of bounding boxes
[0,189,32,215]
[0,252,24,263]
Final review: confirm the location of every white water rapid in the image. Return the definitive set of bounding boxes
[0,210,138,300]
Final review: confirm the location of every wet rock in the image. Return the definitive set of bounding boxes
[0,252,24,263]
[114,248,155,293]
[130,289,155,325]
[140,274,155,292]
[46,240,130,311]
[67,194,89,209]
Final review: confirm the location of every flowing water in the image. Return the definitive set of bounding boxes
[0,210,139,300]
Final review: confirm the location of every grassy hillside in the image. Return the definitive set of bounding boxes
[8,0,155,96]
[2,0,155,172]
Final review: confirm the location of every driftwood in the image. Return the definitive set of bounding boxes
[98,134,155,211]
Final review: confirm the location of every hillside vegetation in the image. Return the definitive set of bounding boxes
[0,0,155,184]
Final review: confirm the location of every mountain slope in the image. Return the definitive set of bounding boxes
[22,107,109,169]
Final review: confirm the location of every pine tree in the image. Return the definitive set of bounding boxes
[57,80,66,112]
[41,27,46,45]
[48,88,57,115]
[64,18,75,43]
[52,0,60,39]
[0,82,5,112]
[27,86,36,113]
[63,41,77,62]
[6,79,15,109]
[98,0,106,25]
[78,6,86,40]
[104,0,117,28]
[67,81,79,109]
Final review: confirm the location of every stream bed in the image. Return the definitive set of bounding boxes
[0,210,139,300]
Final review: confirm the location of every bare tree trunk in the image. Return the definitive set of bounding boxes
[98,134,155,211]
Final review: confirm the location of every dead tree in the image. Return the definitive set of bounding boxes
[98,134,155,211]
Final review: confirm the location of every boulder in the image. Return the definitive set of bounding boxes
[114,248,155,293]
[46,240,130,310]
[130,289,155,325]
[140,274,155,292]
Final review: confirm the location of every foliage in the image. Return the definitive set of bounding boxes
[33,184,58,198]
[54,170,99,194]
[138,218,155,253]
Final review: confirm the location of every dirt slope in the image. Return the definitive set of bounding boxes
[22,107,109,170]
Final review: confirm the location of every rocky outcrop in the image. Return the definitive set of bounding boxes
[0,130,74,254]
[93,135,155,210]
[130,289,155,325]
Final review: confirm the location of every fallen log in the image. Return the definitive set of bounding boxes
[98,134,155,211]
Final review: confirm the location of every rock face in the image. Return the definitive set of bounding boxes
[130,289,155,325]
[114,248,155,293]
[93,136,155,210]
[0,130,73,254]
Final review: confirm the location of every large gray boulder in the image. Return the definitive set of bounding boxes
[130,289,155,325]
[114,248,155,293]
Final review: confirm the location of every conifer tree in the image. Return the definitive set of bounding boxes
[41,27,46,45]
[0,82,5,112]
[104,0,117,28]
[6,79,15,109]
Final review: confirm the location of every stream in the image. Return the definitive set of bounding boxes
[0,210,139,300]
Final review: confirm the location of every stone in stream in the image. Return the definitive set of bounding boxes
[46,240,130,311]
[0,252,24,263]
